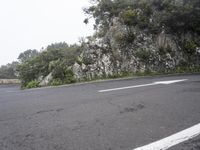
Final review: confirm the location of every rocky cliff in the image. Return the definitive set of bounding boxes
[17,0,200,88]
[71,17,200,81]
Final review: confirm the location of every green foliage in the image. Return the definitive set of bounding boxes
[120,71,133,77]
[84,0,200,36]
[18,42,81,88]
[183,40,197,55]
[50,79,63,86]
[76,56,84,65]
[51,60,67,80]
[16,0,200,88]
[135,48,151,63]
[18,49,39,62]
[50,69,76,86]
[51,63,76,84]
[84,0,135,36]
[64,69,76,84]
[0,61,19,79]
[121,9,138,26]
[175,66,200,73]
[160,0,200,34]
[25,80,40,89]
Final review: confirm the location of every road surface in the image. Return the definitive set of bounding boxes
[0,74,200,150]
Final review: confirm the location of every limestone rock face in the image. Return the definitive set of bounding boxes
[39,73,53,86]
[71,17,200,80]
[71,20,184,80]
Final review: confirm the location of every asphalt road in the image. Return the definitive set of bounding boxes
[0,74,200,150]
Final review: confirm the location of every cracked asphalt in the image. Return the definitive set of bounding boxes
[0,74,200,150]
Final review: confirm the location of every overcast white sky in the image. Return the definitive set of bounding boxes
[0,0,94,66]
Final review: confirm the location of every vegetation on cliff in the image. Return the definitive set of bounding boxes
[1,0,200,88]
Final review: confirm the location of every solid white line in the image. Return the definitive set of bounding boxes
[99,83,156,93]
[133,123,200,150]
[154,79,187,85]
[99,79,187,93]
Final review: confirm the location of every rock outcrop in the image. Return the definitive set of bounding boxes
[71,18,200,81]
[39,73,53,86]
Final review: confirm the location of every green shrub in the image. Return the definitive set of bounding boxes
[121,9,138,26]
[183,40,197,55]
[50,69,76,85]
[50,78,63,86]
[64,69,76,84]
[25,80,40,89]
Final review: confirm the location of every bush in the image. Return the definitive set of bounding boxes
[121,9,138,26]
[183,40,197,55]
[50,78,63,86]
[51,69,76,85]
[25,80,40,89]
[64,70,76,84]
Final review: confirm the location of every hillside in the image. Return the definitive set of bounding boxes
[14,0,200,88]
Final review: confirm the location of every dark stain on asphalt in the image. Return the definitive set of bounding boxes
[120,103,145,114]
[36,108,64,114]
[56,108,64,112]
[36,109,54,114]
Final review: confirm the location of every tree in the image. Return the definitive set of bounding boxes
[18,49,39,62]
[84,0,135,36]
[0,61,19,79]
[17,42,81,88]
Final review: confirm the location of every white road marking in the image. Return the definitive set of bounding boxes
[154,79,188,85]
[99,83,156,93]
[98,79,187,93]
[133,123,200,150]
